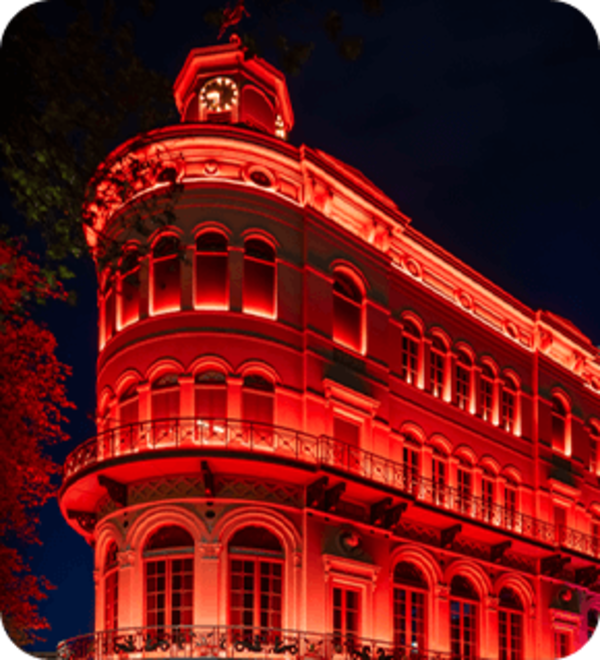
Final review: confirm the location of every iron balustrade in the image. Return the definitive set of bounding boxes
[62,417,600,560]
[56,625,488,660]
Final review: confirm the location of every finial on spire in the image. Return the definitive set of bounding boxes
[218,0,250,40]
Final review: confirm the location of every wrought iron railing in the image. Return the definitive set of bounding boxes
[56,625,478,660]
[62,417,600,560]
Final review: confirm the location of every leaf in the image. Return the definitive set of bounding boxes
[338,35,363,61]
[323,10,343,42]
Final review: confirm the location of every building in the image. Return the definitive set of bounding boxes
[57,36,600,660]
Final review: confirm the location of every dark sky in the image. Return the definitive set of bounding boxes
[4,0,600,652]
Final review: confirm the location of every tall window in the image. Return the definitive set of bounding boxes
[403,438,420,496]
[152,374,180,442]
[195,232,229,310]
[242,374,275,446]
[432,450,447,507]
[457,462,472,516]
[119,249,140,328]
[551,396,568,454]
[588,609,599,641]
[152,235,181,315]
[144,526,194,630]
[590,422,600,475]
[103,273,116,344]
[498,588,523,660]
[104,543,119,632]
[401,321,420,386]
[333,587,360,647]
[243,238,276,318]
[456,352,472,412]
[482,471,494,524]
[229,527,283,639]
[501,377,517,434]
[116,383,139,455]
[332,270,363,353]
[479,365,494,422]
[554,630,570,659]
[450,576,478,660]
[195,371,227,437]
[505,481,518,531]
[430,337,446,398]
[393,562,427,654]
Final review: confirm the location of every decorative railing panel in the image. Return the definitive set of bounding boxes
[57,625,480,660]
[62,418,600,560]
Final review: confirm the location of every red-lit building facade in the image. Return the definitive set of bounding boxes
[58,37,600,660]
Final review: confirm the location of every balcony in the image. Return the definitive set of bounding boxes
[56,625,482,660]
[61,418,600,560]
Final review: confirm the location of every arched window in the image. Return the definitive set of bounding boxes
[152,374,180,441]
[119,384,139,427]
[589,422,600,476]
[119,249,141,328]
[393,562,427,654]
[501,376,518,434]
[152,235,181,315]
[195,371,227,438]
[479,364,495,423]
[455,351,472,412]
[144,526,194,630]
[505,480,518,531]
[498,587,523,660]
[104,542,119,632]
[195,232,229,310]
[551,396,568,454]
[102,272,116,345]
[332,270,363,353]
[243,238,276,318]
[402,434,420,496]
[229,526,283,639]
[450,576,479,660]
[430,336,446,398]
[432,447,447,507]
[481,468,495,524]
[401,321,421,386]
[242,374,275,445]
[457,458,473,516]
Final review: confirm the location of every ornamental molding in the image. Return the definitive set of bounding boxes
[84,132,600,392]
[322,554,381,586]
[198,542,223,560]
[117,549,136,569]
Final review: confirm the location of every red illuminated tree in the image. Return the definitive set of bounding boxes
[0,241,74,646]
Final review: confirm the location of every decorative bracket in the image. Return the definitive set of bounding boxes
[67,509,97,534]
[575,565,600,588]
[325,482,346,512]
[306,476,329,509]
[201,460,214,497]
[440,524,462,549]
[541,553,571,577]
[370,497,393,526]
[383,503,408,529]
[490,541,512,563]
[98,475,127,507]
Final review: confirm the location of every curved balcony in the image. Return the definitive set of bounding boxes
[61,418,600,560]
[56,625,476,660]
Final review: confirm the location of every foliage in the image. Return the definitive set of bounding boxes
[0,0,177,282]
[0,241,74,645]
[205,0,385,75]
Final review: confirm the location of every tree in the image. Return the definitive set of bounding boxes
[0,241,74,645]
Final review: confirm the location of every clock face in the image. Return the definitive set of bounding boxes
[200,77,239,112]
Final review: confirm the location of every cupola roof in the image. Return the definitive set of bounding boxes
[173,34,294,140]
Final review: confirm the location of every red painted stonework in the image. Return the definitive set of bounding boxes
[58,36,600,660]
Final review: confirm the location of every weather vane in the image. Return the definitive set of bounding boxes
[218,0,250,40]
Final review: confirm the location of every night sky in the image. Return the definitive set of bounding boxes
[2,0,600,653]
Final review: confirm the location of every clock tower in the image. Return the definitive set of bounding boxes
[174,34,293,139]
